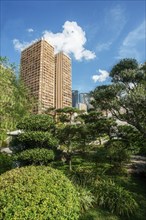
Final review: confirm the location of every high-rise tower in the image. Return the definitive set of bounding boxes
[72,90,78,108]
[21,40,55,113]
[55,52,72,109]
[20,40,72,113]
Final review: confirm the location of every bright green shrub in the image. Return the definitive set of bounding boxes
[0,166,80,220]
[94,179,138,217]
[15,148,55,165]
[0,153,13,174]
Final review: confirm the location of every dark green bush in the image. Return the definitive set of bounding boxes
[13,131,58,152]
[17,114,55,131]
[0,166,80,220]
[0,152,13,174]
[94,179,138,217]
[67,168,96,187]
[106,140,130,164]
[15,148,55,165]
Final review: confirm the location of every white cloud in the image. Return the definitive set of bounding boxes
[27,28,34,33]
[13,21,96,61]
[13,39,38,51]
[118,20,145,60]
[43,21,96,60]
[92,69,109,82]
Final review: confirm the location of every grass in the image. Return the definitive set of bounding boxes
[79,208,119,220]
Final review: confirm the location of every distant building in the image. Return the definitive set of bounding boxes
[20,40,72,113]
[72,90,79,108]
[79,93,93,110]
[78,103,87,111]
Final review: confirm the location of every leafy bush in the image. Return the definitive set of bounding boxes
[0,153,13,174]
[17,114,55,131]
[15,148,55,165]
[12,131,58,152]
[94,179,138,217]
[0,166,80,220]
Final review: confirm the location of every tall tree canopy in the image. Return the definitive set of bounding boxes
[0,57,33,146]
[91,59,146,140]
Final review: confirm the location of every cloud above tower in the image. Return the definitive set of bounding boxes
[43,21,96,60]
[13,21,96,61]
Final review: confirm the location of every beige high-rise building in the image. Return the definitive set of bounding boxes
[55,52,72,109]
[20,40,72,113]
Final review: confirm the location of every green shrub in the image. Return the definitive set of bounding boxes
[0,153,13,174]
[105,140,131,165]
[15,148,55,165]
[17,114,55,131]
[0,166,80,220]
[94,179,138,217]
[14,131,58,151]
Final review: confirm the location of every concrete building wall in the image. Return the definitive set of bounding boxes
[21,40,55,113]
[21,40,72,113]
[55,52,72,109]
[21,40,42,113]
[40,40,55,112]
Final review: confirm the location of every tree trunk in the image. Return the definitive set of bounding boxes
[69,158,72,171]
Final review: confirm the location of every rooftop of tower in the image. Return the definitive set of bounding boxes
[21,39,71,60]
[21,39,54,52]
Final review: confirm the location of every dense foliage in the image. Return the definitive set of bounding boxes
[17,114,55,132]
[0,57,33,147]
[13,131,58,151]
[91,59,146,142]
[0,153,13,174]
[94,179,138,217]
[15,148,55,165]
[0,166,80,220]
[11,114,58,154]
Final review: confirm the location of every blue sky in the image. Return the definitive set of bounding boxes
[1,0,146,93]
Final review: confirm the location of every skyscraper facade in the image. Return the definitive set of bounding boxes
[55,52,72,109]
[20,40,72,113]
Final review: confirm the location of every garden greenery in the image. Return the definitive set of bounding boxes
[15,148,55,165]
[0,166,80,220]
[94,179,138,217]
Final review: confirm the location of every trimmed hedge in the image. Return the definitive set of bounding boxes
[0,166,80,220]
[17,114,55,131]
[0,153,13,174]
[15,148,55,165]
[15,131,58,150]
